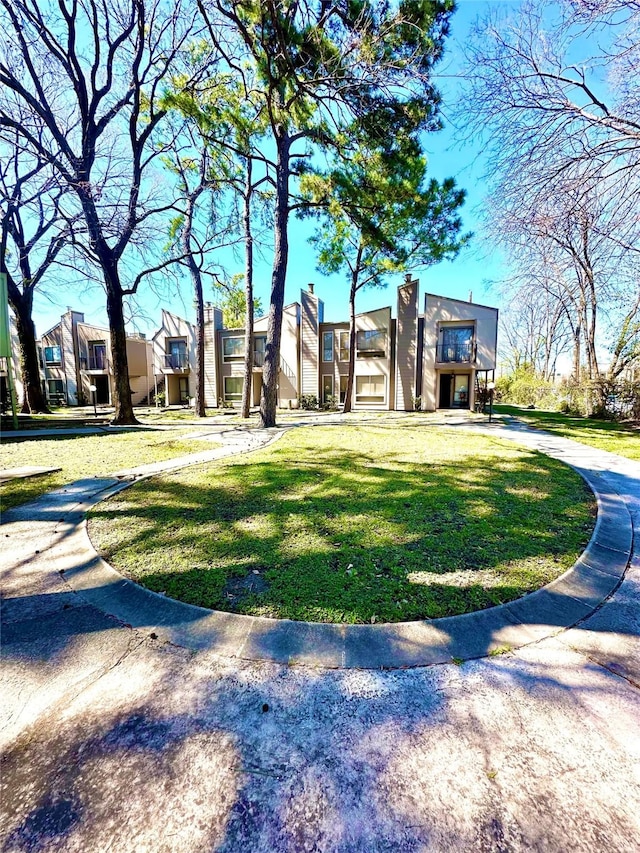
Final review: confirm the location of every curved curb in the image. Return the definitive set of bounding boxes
[55,421,634,670]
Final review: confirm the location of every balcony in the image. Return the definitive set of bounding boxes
[87,354,109,372]
[435,342,476,364]
[162,352,190,372]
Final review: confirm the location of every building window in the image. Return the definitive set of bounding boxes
[322,374,334,404]
[322,330,334,362]
[224,376,243,401]
[47,379,65,402]
[43,345,62,364]
[355,374,385,403]
[254,336,266,367]
[223,336,245,361]
[88,341,107,370]
[164,339,188,370]
[356,329,386,357]
[437,326,474,363]
[338,331,350,362]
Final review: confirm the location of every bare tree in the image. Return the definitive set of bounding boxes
[0,124,75,413]
[458,0,640,386]
[0,0,200,424]
[460,0,640,199]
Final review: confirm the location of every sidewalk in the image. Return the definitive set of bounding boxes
[1,420,639,852]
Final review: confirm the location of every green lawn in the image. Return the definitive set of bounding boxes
[495,405,640,460]
[88,424,595,624]
[0,430,217,510]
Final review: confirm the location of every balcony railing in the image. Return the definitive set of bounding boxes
[436,342,475,363]
[87,354,108,371]
[164,352,189,370]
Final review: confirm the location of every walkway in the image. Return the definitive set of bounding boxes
[1,419,639,852]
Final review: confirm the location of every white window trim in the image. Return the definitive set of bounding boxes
[355,374,386,404]
[223,336,245,362]
[224,375,243,401]
[322,330,334,362]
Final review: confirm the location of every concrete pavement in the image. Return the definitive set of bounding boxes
[1,418,639,852]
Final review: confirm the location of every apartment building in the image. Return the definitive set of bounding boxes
[9,278,497,412]
[147,278,498,412]
[40,310,153,407]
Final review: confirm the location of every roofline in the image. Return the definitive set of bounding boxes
[424,292,498,313]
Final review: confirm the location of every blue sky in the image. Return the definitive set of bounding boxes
[32,0,519,337]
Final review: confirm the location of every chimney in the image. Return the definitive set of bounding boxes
[405,273,412,283]
[469,291,473,303]
[308,282,315,295]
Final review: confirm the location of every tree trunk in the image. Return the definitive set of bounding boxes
[572,321,581,383]
[9,290,50,414]
[241,158,254,419]
[342,275,358,415]
[342,245,363,415]
[183,195,206,417]
[259,137,290,429]
[193,268,206,417]
[105,275,137,425]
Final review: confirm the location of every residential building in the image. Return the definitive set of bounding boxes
[9,278,498,412]
[40,310,153,407]
[421,289,499,412]
[0,316,24,412]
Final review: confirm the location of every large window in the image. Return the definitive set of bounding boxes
[224,376,243,401]
[356,328,386,357]
[338,331,350,362]
[437,326,474,363]
[164,339,188,370]
[223,336,245,361]
[322,330,334,362]
[43,345,62,364]
[355,374,385,403]
[88,341,107,370]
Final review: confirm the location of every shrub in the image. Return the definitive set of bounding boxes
[498,367,558,408]
[300,394,319,410]
[322,394,339,411]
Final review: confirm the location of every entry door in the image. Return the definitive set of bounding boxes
[439,374,451,408]
[95,375,110,404]
[178,377,189,403]
[322,374,334,404]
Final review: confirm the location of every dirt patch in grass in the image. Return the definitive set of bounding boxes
[88,424,596,624]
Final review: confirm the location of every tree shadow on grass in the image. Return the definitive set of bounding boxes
[87,445,596,624]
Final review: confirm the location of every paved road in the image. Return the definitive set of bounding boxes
[1,420,639,852]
